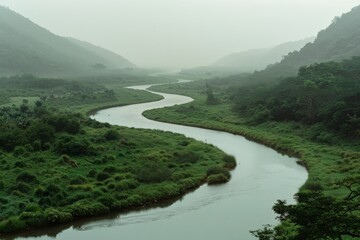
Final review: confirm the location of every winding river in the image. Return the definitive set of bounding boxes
[13,82,307,240]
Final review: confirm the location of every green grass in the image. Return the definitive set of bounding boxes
[46,87,163,115]
[0,97,40,107]
[144,82,360,198]
[0,74,238,234]
[0,108,233,234]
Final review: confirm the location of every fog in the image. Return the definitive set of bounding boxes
[0,0,359,69]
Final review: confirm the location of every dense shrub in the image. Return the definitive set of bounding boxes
[116,179,139,191]
[96,172,111,181]
[0,217,27,233]
[20,211,46,228]
[206,166,231,179]
[104,129,121,141]
[44,208,73,224]
[173,151,199,163]
[45,114,81,134]
[207,174,230,185]
[15,182,31,193]
[54,135,95,156]
[13,146,27,157]
[16,171,37,183]
[222,155,236,169]
[27,123,55,145]
[69,201,109,218]
[137,163,172,183]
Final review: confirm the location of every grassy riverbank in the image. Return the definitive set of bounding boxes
[144,81,360,198]
[0,74,236,235]
[0,74,164,116]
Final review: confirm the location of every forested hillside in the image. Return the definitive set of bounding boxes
[0,6,134,77]
[232,57,360,141]
[228,5,360,83]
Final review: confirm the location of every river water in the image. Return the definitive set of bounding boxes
[12,83,307,240]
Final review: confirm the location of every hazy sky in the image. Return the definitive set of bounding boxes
[0,0,359,68]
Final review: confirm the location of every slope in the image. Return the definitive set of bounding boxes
[212,37,314,72]
[0,6,134,77]
[248,5,360,82]
[66,37,135,69]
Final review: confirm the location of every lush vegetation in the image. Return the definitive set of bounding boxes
[232,57,360,140]
[0,72,238,235]
[0,74,163,115]
[251,177,360,240]
[0,101,234,234]
[144,57,360,239]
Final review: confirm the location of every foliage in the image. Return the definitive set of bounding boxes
[144,76,359,240]
[232,57,360,139]
[251,177,360,240]
[207,174,230,185]
[0,103,229,234]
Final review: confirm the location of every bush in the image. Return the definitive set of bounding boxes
[15,182,31,193]
[46,114,81,134]
[87,169,97,178]
[13,146,27,157]
[0,217,27,233]
[69,201,109,218]
[207,174,230,185]
[20,211,46,228]
[70,176,87,185]
[173,151,199,164]
[45,208,73,224]
[137,163,172,183]
[222,155,236,169]
[116,179,139,191]
[16,171,37,183]
[27,123,55,145]
[207,166,230,178]
[104,129,121,141]
[97,172,111,181]
[14,161,27,168]
[32,140,42,151]
[54,135,95,156]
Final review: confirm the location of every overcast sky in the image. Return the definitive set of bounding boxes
[0,0,359,69]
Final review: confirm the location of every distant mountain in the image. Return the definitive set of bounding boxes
[0,6,134,77]
[249,5,360,81]
[66,37,135,69]
[180,38,313,78]
[212,37,314,72]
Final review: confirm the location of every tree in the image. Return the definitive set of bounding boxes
[251,177,360,240]
[205,83,218,105]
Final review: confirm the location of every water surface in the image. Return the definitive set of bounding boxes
[12,83,307,240]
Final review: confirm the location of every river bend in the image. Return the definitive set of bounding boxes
[14,83,307,240]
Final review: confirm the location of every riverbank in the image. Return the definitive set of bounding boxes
[1,79,306,240]
[0,79,236,237]
[144,82,359,197]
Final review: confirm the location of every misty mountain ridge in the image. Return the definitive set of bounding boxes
[0,6,135,77]
[212,37,314,72]
[247,5,360,82]
[179,38,313,78]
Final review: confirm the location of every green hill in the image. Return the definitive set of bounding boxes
[248,5,360,82]
[66,37,135,69]
[212,37,314,72]
[0,6,134,77]
[179,38,313,78]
